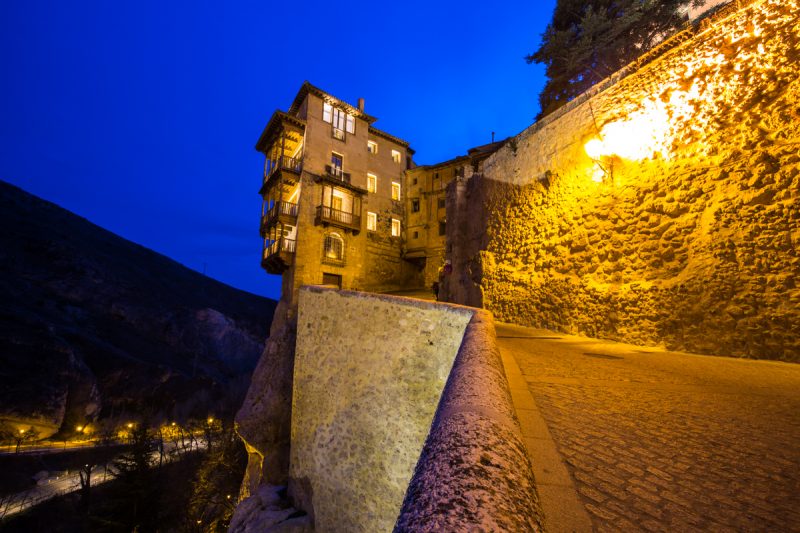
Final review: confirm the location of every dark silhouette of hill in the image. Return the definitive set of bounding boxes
[0,180,276,436]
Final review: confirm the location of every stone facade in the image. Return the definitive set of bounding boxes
[405,142,504,289]
[445,0,800,362]
[258,83,420,305]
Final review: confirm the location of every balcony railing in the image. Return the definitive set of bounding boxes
[325,165,351,184]
[261,237,296,274]
[315,205,361,231]
[263,237,296,259]
[261,201,298,235]
[265,156,303,180]
[267,201,298,219]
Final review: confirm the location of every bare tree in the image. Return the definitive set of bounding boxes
[78,461,95,512]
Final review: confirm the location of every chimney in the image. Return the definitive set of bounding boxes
[492,131,495,143]
[357,98,365,112]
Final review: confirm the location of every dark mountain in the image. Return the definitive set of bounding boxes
[0,180,276,437]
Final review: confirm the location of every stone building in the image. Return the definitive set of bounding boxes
[257,82,418,302]
[257,81,506,301]
[404,141,504,288]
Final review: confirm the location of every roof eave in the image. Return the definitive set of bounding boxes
[255,111,306,153]
[289,81,377,124]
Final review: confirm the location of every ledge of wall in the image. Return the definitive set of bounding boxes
[395,309,544,532]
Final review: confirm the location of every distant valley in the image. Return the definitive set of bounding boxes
[0,180,276,438]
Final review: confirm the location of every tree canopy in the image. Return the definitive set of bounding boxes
[528,0,704,118]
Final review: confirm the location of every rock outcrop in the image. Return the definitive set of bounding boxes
[234,300,297,494]
[228,485,311,533]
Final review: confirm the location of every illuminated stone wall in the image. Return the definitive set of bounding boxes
[289,287,472,532]
[449,0,800,361]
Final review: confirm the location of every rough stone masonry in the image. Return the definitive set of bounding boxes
[447,0,800,362]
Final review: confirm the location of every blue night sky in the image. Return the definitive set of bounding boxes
[0,0,555,300]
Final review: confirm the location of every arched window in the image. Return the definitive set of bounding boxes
[323,232,344,263]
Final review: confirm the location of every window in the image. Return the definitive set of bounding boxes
[332,108,345,130]
[413,231,419,239]
[331,153,343,178]
[391,181,401,201]
[367,212,377,231]
[332,107,346,139]
[392,150,401,164]
[411,198,420,212]
[438,198,446,209]
[367,140,378,154]
[367,173,377,193]
[328,105,354,139]
[320,184,360,226]
[412,177,418,185]
[439,221,446,236]
[323,232,345,263]
[391,218,401,237]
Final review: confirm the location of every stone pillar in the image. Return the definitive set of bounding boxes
[443,174,486,308]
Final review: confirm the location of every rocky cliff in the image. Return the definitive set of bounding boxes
[0,180,277,437]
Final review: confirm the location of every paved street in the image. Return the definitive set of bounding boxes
[496,322,800,532]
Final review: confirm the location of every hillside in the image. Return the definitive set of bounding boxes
[0,180,276,437]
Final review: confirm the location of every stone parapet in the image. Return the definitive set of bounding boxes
[289,287,473,531]
[260,287,543,532]
[394,309,544,532]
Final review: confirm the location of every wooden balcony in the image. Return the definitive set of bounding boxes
[260,201,298,236]
[325,165,351,185]
[260,156,303,195]
[315,205,361,234]
[261,237,296,275]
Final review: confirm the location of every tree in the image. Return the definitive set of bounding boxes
[528,0,705,118]
[78,461,95,512]
[112,423,159,530]
[10,426,39,453]
[188,428,247,532]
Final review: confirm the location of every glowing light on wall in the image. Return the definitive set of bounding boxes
[585,98,674,161]
[583,42,743,163]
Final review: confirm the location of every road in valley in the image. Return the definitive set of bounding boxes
[0,439,206,518]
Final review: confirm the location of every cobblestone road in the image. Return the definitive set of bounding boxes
[496,322,800,532]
